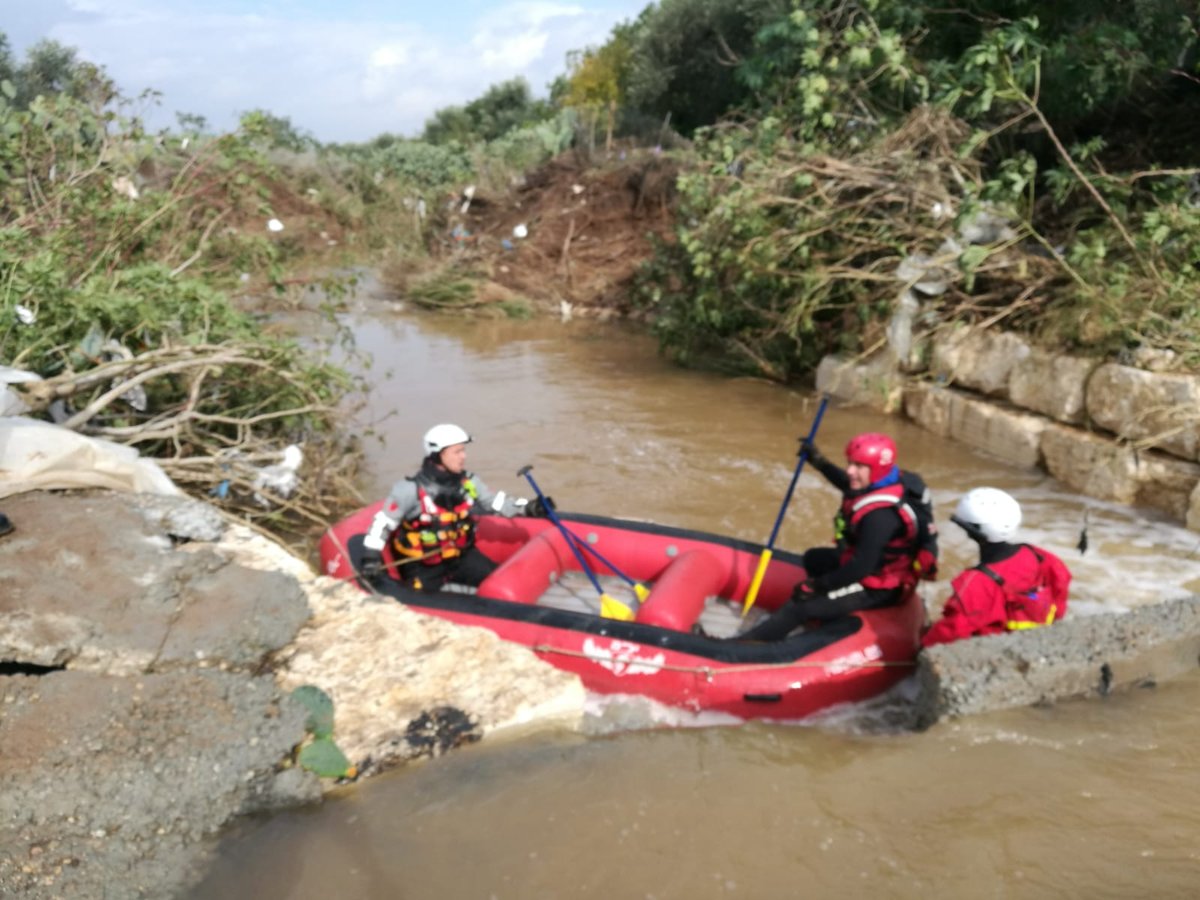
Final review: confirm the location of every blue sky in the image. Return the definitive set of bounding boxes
[3,0,649,142]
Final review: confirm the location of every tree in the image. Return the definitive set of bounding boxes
[0,34,15,89]
[564,28,633,151]
[624,0,790,135]
[175,111,209,135]
[238,109,313,152]
[0,36,116,112]
[422,77,551,145]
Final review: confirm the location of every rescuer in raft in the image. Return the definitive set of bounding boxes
[922,487,1071,646]
[359,423,552,590]
[738,432,938,641]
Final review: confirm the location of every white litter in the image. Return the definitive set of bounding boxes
[252,444,303,506]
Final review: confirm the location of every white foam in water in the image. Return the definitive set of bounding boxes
[950,484,1200,614]
[582,692,745,734]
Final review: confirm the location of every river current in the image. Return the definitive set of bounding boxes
[192,303,1200,899]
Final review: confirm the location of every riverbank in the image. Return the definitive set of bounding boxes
[817,325,1200,533]
[0,488,584,899]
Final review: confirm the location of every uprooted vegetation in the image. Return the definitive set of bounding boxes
[0,95,380,544]
[380,147,681,318]
[625,6,1200,380]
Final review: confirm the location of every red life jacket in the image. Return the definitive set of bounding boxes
[976,544,1070,630]
[391,476,479,566]
[834,481,919,590]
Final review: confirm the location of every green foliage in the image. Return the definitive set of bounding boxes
[238,109,314,152]
[423,78,553,145]
[624,0,791,135]
[298,737,353,779]
[406,274,478,309]
[907,0,1199,134]
[368,139,472,191]
[737,1,925,147]
[291,684,336,738]
[473,109,577,192]
[623,0,1200,377]
[498,299,533,320]
[291,685,354,779]
[564,26,635,149]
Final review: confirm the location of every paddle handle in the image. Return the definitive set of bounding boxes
[741,549,773,617]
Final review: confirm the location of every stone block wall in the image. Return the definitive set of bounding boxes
[816,326,1200,532]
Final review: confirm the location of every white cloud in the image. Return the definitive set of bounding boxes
[5,0,645,142]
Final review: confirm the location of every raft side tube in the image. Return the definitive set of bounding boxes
[635,549,724,631]
[477,529,570,604]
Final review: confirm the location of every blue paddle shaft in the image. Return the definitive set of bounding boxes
[519,469,641,589]
[520,468,607,596]
[764,395,830,550]
[562,528,636,588]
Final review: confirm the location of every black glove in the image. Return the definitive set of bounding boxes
[525,496,556,518]
[790,579,819,603]
[360,548,386,578]
[799,439,826,466]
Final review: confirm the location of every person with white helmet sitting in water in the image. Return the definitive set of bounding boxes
[922,487,1072,647]
[359,423,552,591]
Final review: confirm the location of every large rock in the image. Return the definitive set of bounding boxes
[815,353,905,412]
[1041,423,1140,505]
[914,597,1200,728]
[930,327,1031,397]
[904,384,1045,468]
[0,670,313,899]
[275,579,587,774]
[1085,364,1200,462]
[1132,451,1200,523]
[1008,349,1098,425]
[0,492,310,676]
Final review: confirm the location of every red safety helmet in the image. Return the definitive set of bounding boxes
[845,433,897,483]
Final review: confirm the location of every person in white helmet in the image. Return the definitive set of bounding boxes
[922,487,1071,647]
[359,424,552,591]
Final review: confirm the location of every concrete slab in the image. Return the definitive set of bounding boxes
[913,596,1200,728]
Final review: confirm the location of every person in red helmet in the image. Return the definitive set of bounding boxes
[738,431,936,641]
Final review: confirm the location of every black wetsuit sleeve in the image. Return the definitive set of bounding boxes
[810,507,903,591]
[810,455,851,493]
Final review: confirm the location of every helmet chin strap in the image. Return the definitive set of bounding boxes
[951,514,988,544]
[867,465,900,489]
[422,455,462,487]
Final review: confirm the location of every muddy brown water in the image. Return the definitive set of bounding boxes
[192,308,1200,899]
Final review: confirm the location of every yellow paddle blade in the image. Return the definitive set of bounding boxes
[600,593,636,621]
[632,582,651,603]
[741,549,774,617]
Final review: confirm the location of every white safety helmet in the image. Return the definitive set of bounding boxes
[952,487,1022,543]
[423,423,472,457]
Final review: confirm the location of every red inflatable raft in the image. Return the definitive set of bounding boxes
[319,504,922,720]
